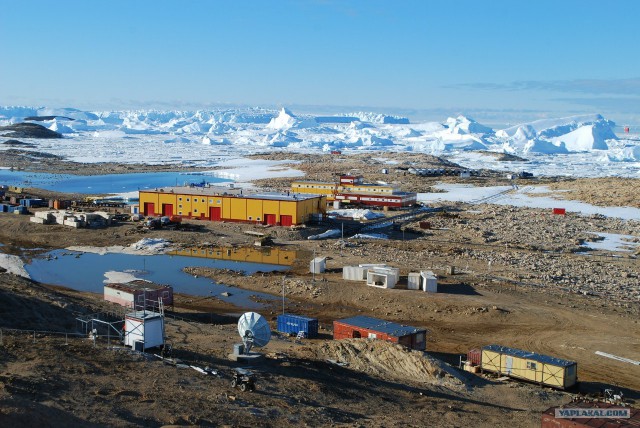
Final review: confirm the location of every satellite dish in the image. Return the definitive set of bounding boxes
[237,312,271,354]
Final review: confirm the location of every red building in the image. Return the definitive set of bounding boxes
[292,174,417,208]
[333,315,427,351]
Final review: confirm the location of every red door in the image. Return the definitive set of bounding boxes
[209,207,221,221]
[280,215,293,226]
[162,204,173,216]
[265,214,276,225]
[143,202,155,216]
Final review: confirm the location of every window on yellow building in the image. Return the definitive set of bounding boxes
[209,199,213,203]
[178,197,182,201]
[186,198,190,202]
[194,209,198,213]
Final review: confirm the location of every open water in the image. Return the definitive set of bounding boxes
[0,170,229,194]
[25,249,287,309]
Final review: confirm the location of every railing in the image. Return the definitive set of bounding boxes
[0,327,86,345]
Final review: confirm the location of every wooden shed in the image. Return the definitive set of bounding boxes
[333,315,427,351]
[481,344,577,389]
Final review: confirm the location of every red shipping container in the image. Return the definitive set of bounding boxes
[467,348,481,366]
[333,316,427,351]
[552,208,566,215]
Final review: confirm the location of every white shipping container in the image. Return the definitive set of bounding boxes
[343,266,366,281]
[34,211,52,220]
[310,257,327,274]
[407,272,421,290]
[370,267,400,283]
[367,270,398,289]
[421,271,438,293]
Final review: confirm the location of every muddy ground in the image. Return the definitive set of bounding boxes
[0,151,639,427]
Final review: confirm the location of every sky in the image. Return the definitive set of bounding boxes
[1,0,639,124]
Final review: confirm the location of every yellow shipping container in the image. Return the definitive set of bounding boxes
[481,345,577,389]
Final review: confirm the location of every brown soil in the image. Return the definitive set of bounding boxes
[0,273,574,428]
[0,153,639,427]
[542,178,640,208]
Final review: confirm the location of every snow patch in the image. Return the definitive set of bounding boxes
[68,238,173,255]
[103,270,147,284]
[0,253,30,278]
[308,229,341,240]
[350,233,388,240]
[328,209,386,220]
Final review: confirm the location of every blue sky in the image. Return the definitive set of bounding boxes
[1,0,639,123]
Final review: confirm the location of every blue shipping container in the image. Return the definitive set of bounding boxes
[20,199,44,208]
[9,206,28,214]
[277,314,319,338]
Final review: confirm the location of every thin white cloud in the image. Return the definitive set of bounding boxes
[448,78,640,96]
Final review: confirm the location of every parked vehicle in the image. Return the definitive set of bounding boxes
[230,369,255,392]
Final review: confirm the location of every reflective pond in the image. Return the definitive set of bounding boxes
[168,245,298,266]
[24,249,290,309]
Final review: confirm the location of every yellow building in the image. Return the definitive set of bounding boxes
[169,246,297,266]
[138,186,325,226]
[481,345,577,389]
[291,175,398,202]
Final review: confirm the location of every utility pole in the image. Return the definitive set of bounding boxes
[312,248,316,283]
[281,275,286,315]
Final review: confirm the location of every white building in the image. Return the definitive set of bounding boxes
[124,310,165,351]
